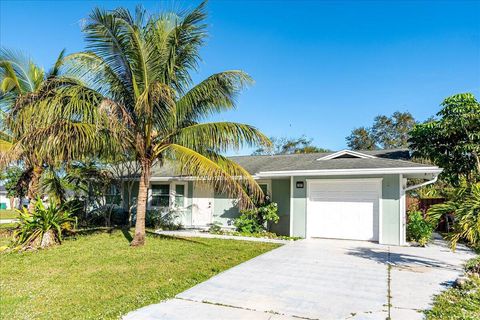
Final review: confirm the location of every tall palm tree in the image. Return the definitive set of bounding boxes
[69,2,270,246]
[0,49,116,211]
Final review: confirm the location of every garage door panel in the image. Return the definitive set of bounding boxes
[307,179,381,241]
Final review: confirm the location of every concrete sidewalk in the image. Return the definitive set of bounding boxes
[124,238,475,320]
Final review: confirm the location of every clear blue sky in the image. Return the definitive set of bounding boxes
[1,0,479,154]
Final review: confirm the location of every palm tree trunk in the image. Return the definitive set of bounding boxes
[131,159,151,246]
[27,165,43,212]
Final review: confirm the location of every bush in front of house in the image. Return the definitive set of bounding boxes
[131,209,183,230]
[234,202,279,234]
[407,210,434,246]
[13,199,76,250]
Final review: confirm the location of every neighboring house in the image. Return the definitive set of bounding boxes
[122,149,441,245]
[0,185,11,210]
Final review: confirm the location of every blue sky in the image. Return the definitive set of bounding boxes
[1,0,479,154]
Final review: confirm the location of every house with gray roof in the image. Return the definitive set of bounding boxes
[123,149,441,245]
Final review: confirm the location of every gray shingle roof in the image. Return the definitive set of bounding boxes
[150,149,438,177]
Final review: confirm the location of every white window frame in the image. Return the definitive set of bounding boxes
[171,182,188,211]
[257,180,272,197]
[148,182,188,210]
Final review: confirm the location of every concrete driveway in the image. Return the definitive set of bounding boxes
[124,238,474,320]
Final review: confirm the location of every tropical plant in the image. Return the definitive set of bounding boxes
[406,210,434,246]
[67,2,270,246]
[13,199,77,250]
[0,48,116,212]
[427,182,480,250]
[409,93,480,185]
[234,202,279,233]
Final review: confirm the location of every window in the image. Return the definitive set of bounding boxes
[151,184,170,207]
[174,184,185,207]
[106,184,122,205]
[259,183,269,195]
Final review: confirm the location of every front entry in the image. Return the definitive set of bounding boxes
[192,183,214,226]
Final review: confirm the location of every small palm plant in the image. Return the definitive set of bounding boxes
[13,199,77,250]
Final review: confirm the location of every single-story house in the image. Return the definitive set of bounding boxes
[122,149,441,245]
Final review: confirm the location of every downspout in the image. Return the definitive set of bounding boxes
[401,173,439,246]
[404,174,439,192]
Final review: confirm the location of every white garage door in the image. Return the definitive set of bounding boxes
[307,179,381,241]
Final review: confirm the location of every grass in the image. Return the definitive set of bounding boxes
[0,229,279,319]
[425,256,480,320]
[0,209,17,220]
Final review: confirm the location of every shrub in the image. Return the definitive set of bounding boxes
[132,209,182,230]
[13,199,76,250]
[465,256,480,275]
[234,202,279,234]
[427,182,480,250]
[407,210,434,246]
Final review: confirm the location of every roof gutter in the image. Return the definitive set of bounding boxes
[256,167,442,178]
[404,174,439,192]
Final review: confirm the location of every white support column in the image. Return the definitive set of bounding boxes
[399,174,407,245]
[289,176,294,237]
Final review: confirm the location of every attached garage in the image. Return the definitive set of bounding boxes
[306,179,382,241]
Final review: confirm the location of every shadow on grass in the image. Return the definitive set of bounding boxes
[146,230,209,246]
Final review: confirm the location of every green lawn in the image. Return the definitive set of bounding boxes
[0,209,17,220]
[0,229,279,319]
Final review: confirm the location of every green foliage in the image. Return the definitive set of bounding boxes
[346,127,377,150]
[427,182,480,250]
[410,93,480,184]
[407,210,434,246]
[252,135,330,155]
[234,202,279,233]
[131,209,183,230]
[465,256,480,274]
[0,165,26,198]
[13,199,76,250]
[425,264,480,320]
[346,111,416,150]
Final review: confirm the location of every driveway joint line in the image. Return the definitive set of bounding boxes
[175,297,318,320]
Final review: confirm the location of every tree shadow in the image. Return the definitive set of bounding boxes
[120,227,133,242]
[347,247,460,271]
[146,230,209,246]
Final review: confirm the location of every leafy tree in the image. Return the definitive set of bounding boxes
[252,135,329,155]
[0,165,26,208]
[68,2,270,246]
[409,93,480,184]
[346,127,376,150]
[346,112,416,150]
[0,49,113,212]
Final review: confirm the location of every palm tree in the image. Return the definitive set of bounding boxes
[0,49,116,211]
[69,2,270,246]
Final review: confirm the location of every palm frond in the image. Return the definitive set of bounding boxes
[176,71,253,123]
[165,143,255,208]
[171,122,271,153]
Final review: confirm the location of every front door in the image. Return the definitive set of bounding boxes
[192,183,214,226]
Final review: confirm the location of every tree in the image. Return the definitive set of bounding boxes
[346,112,416,150]
[68,2,270,246]
[409,93,480,184]
[0,165,26,208]
[346,127,376,150]
[252,135,329,155]
[0,49,113,212]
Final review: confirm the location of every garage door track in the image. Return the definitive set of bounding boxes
[124,238,474,320]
